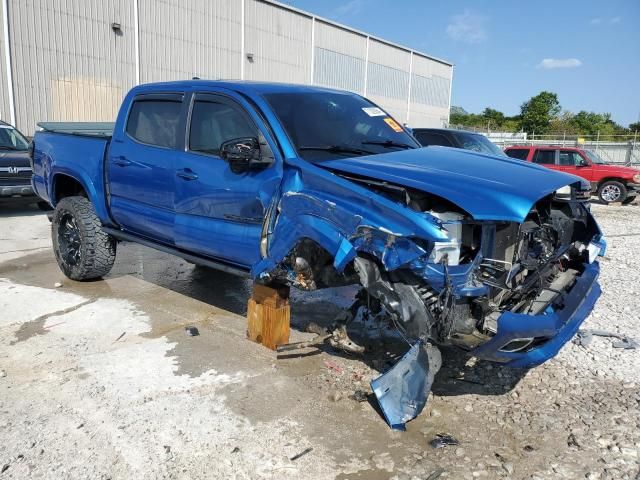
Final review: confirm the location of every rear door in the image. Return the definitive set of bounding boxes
[108,93,186,244]
[531,148,559,171]
[173,90,282,267]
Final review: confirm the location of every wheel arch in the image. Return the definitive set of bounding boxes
[51,173,88,203]
[50,169,111,224]
[596,177,627,187]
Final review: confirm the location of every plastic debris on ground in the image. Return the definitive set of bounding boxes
[573,329,638,349]
[184,326,200,337]
[370,340,442,430]
[429,433,460,449]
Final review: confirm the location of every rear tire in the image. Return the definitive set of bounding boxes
[52,196,116,280]
[597,180,627,204]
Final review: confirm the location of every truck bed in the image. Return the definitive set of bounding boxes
[37,122,115,138]
[31,127,112,223]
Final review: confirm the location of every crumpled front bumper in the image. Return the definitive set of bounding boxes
[472,261,601,368]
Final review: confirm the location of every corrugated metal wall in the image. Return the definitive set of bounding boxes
[244,0,312,83]
[313,21,367,94]
[138,0,241,83]
[366,40,411,123]
[409,54,451,128]
[0,0,10,123]
[7,0,136,133]
[5,0,452,134]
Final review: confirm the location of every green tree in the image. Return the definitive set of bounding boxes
[629,121,640,132]
[569,111,610,136]
[518,91,561,135]
[548,111,578,136]
[481,108,505,129]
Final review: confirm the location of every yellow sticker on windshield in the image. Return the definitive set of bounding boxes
[384,117,403,133]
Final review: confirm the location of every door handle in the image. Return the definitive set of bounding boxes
[176,168,198,181]
[113,156,132,167]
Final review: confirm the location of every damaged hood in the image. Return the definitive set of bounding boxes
[320,146,580,222]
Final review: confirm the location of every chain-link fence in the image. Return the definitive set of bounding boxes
[448,126,640,166]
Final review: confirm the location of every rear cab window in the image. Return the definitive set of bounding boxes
[533,149,557,165]
[505,148,529,161]
[126,94,184,148]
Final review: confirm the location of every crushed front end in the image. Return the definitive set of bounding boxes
[260,156,604,429]
[354,187,604,368]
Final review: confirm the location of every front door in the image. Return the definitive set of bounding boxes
[108,93,186,244]
[557,149,593,182]
[173,91,282,268]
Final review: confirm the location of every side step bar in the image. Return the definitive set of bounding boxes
[101,227,251,278]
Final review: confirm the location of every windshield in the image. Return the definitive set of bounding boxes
[0,124,29,151]
[262,91,420,162]
[584,149,606,164]
[452,131,506,157]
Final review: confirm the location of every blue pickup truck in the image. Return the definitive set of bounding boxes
[32,81,604,427]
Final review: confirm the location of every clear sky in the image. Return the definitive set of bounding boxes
[286,0,640,127]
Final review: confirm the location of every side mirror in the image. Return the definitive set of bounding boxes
[220,137,262,174]
[576,159,590,167]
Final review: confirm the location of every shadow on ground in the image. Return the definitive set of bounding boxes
[0,198,47,218]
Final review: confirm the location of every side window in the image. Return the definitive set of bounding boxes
[414,132,453,147]
[559,150,582,166]
[126,99,182,148]
[505,148,529,160]
[189,97,257,156]
[533,149,556,165]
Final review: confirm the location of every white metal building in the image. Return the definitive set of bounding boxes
[0,0,453,134]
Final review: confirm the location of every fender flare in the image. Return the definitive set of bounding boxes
[50,168,110,223]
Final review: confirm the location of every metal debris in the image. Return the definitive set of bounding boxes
[276,322,364,355]
[328,324,365,355]
[574,329,639,349]
[290,447,313,461]
[429,433,459,449]
[184,326,200,337]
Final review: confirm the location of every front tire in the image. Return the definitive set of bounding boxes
[52,196,116,280]
[597,180,627,204]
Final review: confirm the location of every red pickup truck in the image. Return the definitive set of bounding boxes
[504,146,640,204]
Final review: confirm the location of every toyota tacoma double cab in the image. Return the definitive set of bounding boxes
[505,145,640,204]
[32,81,605,428]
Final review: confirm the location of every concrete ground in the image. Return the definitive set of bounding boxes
[0,201,638,480]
